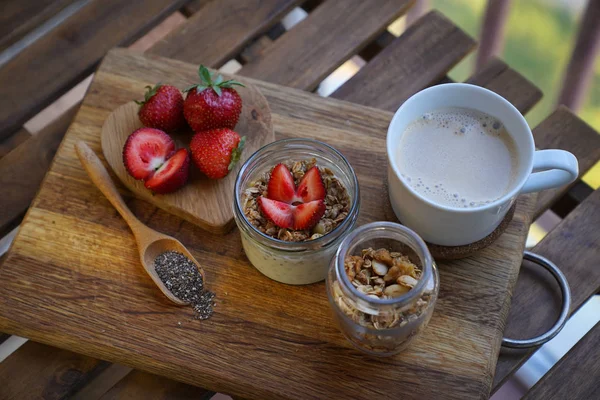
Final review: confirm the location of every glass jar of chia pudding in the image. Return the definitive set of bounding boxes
[326,221,439,356]
[233,138,360,285]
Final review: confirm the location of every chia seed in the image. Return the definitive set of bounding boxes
[154,251,215,320]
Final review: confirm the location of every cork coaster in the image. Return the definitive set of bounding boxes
[426,204,517,260]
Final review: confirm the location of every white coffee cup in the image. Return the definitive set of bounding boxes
[386,83,578,246]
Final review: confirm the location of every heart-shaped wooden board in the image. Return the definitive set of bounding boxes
[101,82,274,234]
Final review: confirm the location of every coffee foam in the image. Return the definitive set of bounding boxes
[395,108,519,208]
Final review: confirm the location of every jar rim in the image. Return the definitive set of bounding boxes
[233,138,360,251]
[335,221,433,305]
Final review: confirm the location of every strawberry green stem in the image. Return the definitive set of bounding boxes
[184,65,245,97]
[134,83,162,106]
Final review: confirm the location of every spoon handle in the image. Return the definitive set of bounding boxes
[75,141,146,232]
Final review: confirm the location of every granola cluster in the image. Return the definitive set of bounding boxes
[332,248,434,353]
[242,158,351,242]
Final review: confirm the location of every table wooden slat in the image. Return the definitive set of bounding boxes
[0,0,188,140]
[148,0,303,68]
[0,341,109,399]
[238,0,414,90]
[523,321,600,400]
[0,0,76,53]
[0,332,9,345]
[531,106,600,219]
[493,188,600,390]
[99,370,213,400]
[0,128,31,159]
[182,0,216,15]
[330,10,476,111]
[467,58,542,115]
[0,105,79,237]
[240,36,275,64]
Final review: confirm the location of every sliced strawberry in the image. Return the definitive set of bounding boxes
[258,197,293,229]
[144,149,190,194]
[267,164,296,203]
[296,166,326,203]
[293,200,326,230]
[123,127,175,180]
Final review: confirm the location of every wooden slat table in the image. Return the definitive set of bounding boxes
[0,0,188,139]
[493,187,600,390]
[0,48,537,399]
[0,1,599,399]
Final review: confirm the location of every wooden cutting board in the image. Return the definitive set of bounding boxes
[0,49,537,400]
[101,80,273,234]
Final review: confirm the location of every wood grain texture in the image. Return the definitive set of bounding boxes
[99,370,213,400]
[149,0,302,67]
[531,106,600,219]
[0,0,76,53]
[0,0,188,139]
[522,321,600,400]
[493,188,600,390]
[238,0,415,90]
[101,84,273,233]
[0,105,79,236]
[0,341,109,399]
[69,364,133,400]
[76,140,205,305]
[331,10,476,111]
[0,50,536,400]
[240,36,275,64]
[0,127,31,159]
[467,57,542,115]
[182,0,216,15]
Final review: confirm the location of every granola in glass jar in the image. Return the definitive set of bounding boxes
[326,223,439,356]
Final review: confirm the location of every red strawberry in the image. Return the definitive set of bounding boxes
[257,197,293,229]
[295,167,326,203]
[136,84,186,132]
[267,164,296,203]
[261,163,327,230]
[267,164,326,204]
[183,65,245,131]
[258,197,326,231]
[292,200,326,230]
[144,149,190,194]
[123,127,175,180]
[190,128,246,179]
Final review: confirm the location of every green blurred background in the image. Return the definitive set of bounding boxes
[430,0,600,188]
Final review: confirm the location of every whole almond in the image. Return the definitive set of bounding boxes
[372,260,389,276]
[384,284,410,298]
[397,275,418,288]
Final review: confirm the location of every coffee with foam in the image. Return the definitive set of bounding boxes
[395,107,519,208]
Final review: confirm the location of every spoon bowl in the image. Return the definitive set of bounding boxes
[75,140,205,306]
[141,237,206,305]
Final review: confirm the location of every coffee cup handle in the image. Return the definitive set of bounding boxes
[521,150,579,194]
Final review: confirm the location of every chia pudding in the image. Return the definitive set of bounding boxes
[233,139,359,284]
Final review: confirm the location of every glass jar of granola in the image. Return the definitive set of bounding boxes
[233,138,359,285]
[326,221,439,356]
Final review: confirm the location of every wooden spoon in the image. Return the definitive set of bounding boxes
[75,140,205,305]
